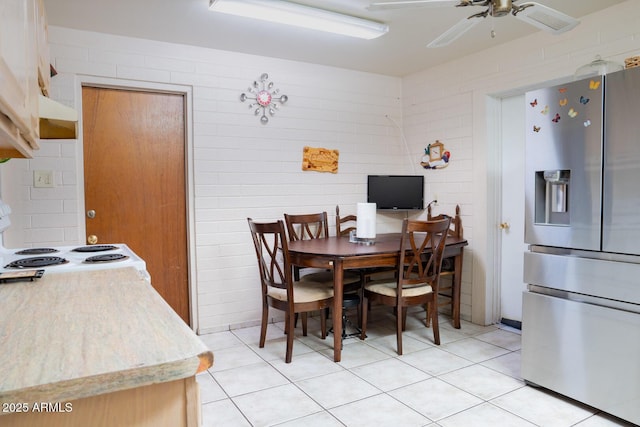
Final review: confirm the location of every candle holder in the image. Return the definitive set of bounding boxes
[349,230,375,245]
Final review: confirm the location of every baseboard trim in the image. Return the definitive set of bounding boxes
[500,317,522,330]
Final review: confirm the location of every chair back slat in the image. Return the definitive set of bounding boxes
[335,205,357,237]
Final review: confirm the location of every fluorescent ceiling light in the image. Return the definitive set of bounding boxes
[514,2,579,34]
[209,0,389,40]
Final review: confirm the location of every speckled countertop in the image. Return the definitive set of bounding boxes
[0,267,213,406]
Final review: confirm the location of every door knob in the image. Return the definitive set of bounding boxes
[87,209,96,219]
[87,235,98,244]
[499,222,510,230]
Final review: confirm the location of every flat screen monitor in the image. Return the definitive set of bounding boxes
[367,175,424,210]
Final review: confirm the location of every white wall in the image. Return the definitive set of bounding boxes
[401,0,640,324]
[1,0,639,332]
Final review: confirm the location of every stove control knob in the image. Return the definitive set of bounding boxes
[87,235,98,244]
[87,209,96,219]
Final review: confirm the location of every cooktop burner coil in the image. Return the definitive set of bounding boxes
[15,248,59,255]
[4,256,68,269]
[84,254,129,263]
[72,245,118,253]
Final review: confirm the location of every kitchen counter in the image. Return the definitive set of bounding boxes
[0,267,213,427]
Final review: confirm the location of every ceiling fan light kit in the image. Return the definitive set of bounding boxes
[370,0,580,47]
[209,0,389,40]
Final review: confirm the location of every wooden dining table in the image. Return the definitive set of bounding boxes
[287,233,468,362]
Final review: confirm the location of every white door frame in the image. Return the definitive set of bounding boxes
[486,95,504,325]
[487,89,530,326]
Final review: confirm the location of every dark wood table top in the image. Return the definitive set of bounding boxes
[288,233,467,257]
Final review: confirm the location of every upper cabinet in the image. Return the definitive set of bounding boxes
[35,0,50,96]
[0,0,49,158]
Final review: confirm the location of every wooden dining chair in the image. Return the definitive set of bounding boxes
[360,216,451,355]
[284,212,361,288]
[247,218,334,363]
[285,211,363,336]
[427,204,463,325]
[334,205,372,335]
[284,212,329,283]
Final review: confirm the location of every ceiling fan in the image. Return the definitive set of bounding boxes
[368,0,580,47]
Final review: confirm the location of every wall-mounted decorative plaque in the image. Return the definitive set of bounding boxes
[302,146,339,173]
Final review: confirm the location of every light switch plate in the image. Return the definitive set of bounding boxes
[34,170,54,188]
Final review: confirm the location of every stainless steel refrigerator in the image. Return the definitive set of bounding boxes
[522,66,640,425]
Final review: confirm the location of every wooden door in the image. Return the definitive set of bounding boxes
[82,87,190,324]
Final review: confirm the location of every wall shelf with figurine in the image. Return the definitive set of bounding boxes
[420,140,450,169]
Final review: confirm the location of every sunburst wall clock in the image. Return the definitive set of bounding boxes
[240,73,288,124]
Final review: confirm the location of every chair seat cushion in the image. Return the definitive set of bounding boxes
[364,280,433,298]
[299,270,361,286]
[267,281,334,303]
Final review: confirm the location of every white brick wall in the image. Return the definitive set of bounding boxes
[1,0,638,332]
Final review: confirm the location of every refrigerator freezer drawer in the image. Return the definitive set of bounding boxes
[524,251,640,305]
[522,291,640,425]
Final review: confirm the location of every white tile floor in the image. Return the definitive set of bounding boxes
[196,306,634,427]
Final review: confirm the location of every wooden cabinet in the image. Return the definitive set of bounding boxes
[0,0,49,158]
[2,377,203,427]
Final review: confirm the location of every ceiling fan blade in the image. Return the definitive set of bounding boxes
[514,2,579,34]
[427,14,483,47]
[368,1,464,11]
